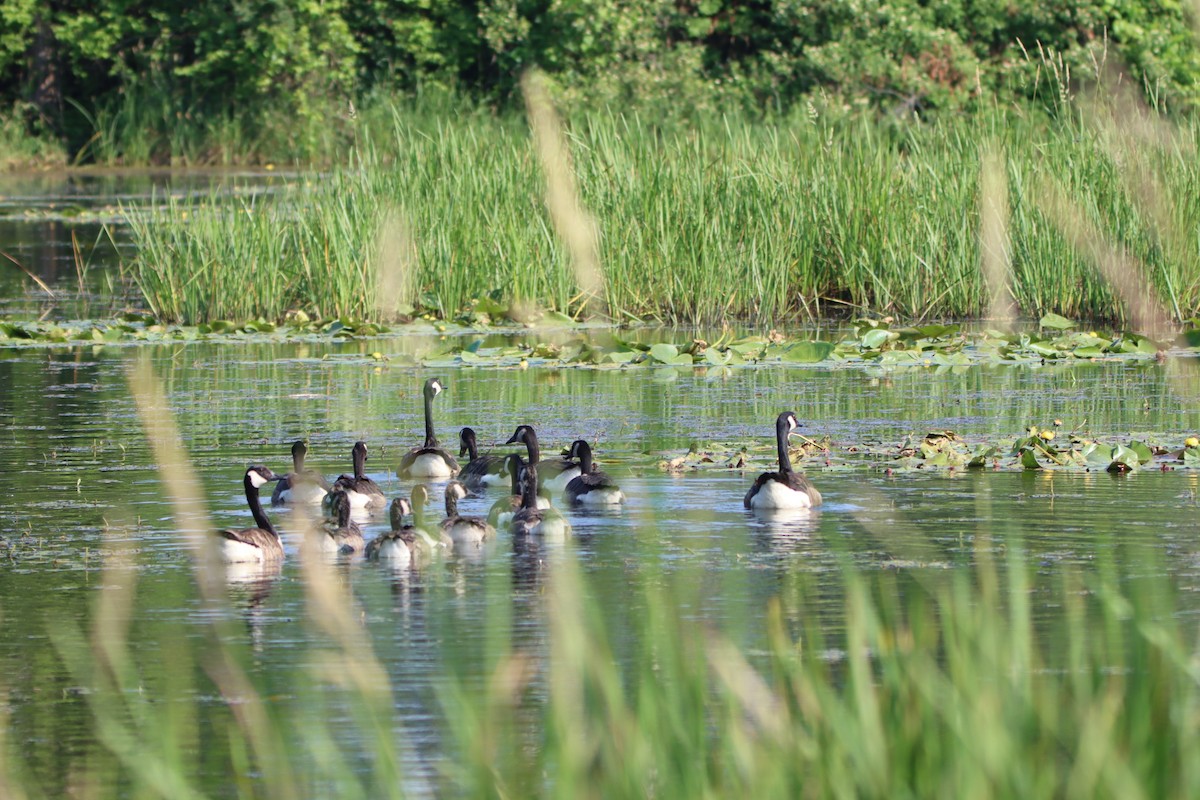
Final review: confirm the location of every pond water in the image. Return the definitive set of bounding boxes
[0,169,290,319]
[2,335,1200,794]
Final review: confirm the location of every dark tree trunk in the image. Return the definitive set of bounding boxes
[30,18,62,128]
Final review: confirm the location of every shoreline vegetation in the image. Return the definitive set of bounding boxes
[121,91,1199,328]
[4,36,1199,329]
[2,0,1199,169]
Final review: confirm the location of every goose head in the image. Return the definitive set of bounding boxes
[459,427,478,458]
[776,411,800,437]
[246,465,280,489]
[390,497,413,529]
[505,425,536,446]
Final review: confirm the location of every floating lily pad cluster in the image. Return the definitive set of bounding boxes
[657,427,1200,476]
[1004,427,1200,472]
[0,312,396,345]
[441,315,1185,370]
[1,311,1197,367]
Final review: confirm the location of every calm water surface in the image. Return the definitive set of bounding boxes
[3,337,1200,794]
[0,169,291,319]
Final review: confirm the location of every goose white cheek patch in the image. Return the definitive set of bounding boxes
[249,471,271,488]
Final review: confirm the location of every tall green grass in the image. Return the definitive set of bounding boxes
[127,101,1200,326]
[68,80,376,167]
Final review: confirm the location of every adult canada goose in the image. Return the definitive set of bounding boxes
[457,427,505,489]
[322,489,366,554]
[563,440,625,505]
[439,480,496,547]
[488,454,551,527]
[219,466,284,563]
[399,378,460,478]
[332,441,387,510]
[504,424,581,491]
[743,411,823,510]
[365,498,420,565]
[511,463,572,540]
[410,484,453,552]
[271,440,331,505]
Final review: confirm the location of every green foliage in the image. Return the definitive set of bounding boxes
[0,0,360,163]
[0,101,66,168]
[2,0,1200,164]
[1106,0,1200,108]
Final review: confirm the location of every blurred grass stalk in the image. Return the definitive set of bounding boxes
[441,509,1200,797]
[522,69,607,318]
[979,144,1015,326]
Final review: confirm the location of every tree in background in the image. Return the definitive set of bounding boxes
[0,0,1197,163]
[1,0,358,161]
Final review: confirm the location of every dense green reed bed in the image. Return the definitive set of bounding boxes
[128,106,1200,326]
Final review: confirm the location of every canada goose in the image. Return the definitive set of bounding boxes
[322,489,366,554]
[218,466,284,563]
[439,480,496,547]
[743,411,823,510]
[399,378,460,478]
[457,427,505,489]
[332,441,387,510]
[271,440,331,505]
[488,453,551,527]
[504,424,581,490]
[365,498,419,565]
[410,484,453,552]
[511,463,572,540]
[563,440,625,505]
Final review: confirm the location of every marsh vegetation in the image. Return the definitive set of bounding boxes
[121,103,1200,328]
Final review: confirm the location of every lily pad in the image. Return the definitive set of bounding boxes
[782,341,836,363]
[915,323,960,339]
[861,329,895,349]
[1081,442,1113,466]
[1039,313,1076,330]
[1128,441,1153,464]
[1109,444,1141,470]
[729,341,767,357]
[1018,448,1042,470]
[704,348,733,366]
[967,446,997,468]
[649,342,680,363]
